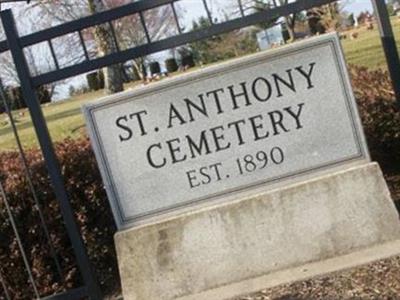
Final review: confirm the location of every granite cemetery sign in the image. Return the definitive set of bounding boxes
[84,33,368,228]
[84,33,400,300]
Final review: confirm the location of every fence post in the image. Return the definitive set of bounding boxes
[0,9,102,300]
[371,0,400,107]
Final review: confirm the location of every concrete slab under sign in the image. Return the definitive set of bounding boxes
[181,239,400,300]
[115,163,400,300]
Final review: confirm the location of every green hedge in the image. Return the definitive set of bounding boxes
[0,138,119,299]
[181,55,195,68]
[149,61,161,75]
[86,70,105,91]
[350,65,400,169]
[0,66,399,299]
[0,85,52,111]
[165,58,179,73]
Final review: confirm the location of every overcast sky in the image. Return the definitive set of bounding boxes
[345,0,373,15]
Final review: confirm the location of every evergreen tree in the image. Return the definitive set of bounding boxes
[189,17,258,65]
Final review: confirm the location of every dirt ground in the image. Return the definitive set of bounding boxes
[236,255,400,300]
[236,173,400,300]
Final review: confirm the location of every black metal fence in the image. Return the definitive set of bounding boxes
[0,0,398,299]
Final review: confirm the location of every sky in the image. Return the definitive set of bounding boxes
[183,0,374,24]
[344,0,373,15]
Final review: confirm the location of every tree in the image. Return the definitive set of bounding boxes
[87,0,123,94]
[29,0,123,94]
[190,16,257,65]
[30,0,176,89]
[387,0,400,16]
[232,0,277,29]
[225,0,307,43]
[307,2,347,35]
[274,0,298,42]
[110,1,177,80]
[0,14,59,101]
[347,13,355,27]
[225,0,286,35]
[387,2,395,16]
[321,2,341,31]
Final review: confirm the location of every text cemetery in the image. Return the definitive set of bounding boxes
[115,63,313,172]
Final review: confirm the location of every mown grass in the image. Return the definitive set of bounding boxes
[341,17,400,69]
[0,82,144,151]
[1,18,400,150]
[0,89,104,150]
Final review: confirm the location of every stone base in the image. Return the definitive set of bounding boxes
[115,163,400,300]
[180,239,400,300]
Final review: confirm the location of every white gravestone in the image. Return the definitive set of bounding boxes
[83,33,400,300]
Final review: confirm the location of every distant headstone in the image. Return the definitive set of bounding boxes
[256,24,285,50]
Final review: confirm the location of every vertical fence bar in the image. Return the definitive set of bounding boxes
[47,40,60,70]
[0,79,64,281]
[371,0,400,106]
[238,0,245,17]
[139,11,151,43]
[78,30,90,61]
[0,270,11,300]
[202,0,213,24]
[171,2,182,34]
[0,182,40,299]
[0,9,102,300]
[107,22,130,83]
[108,21,120,52]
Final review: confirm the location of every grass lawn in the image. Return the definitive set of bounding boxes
[0,83,139,151]
[1,18,400,151]
[341,17,400,69]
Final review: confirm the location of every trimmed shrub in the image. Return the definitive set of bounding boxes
[86,71,105,91]
[181,55,195,68]
[37,85,51,105]
[69,84,90,97]
[0,138,119,299]
[165,58,178,73]
[87,72,100,91]
[7,86,23,110]
[5,85,51,110]
[349,65,400,169]
[149,62,161,75]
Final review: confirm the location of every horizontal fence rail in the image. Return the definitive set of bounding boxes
[0,0,178,52]
[0,0,336,87]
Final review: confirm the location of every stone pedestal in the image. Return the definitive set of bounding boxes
[115,163,400,300]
